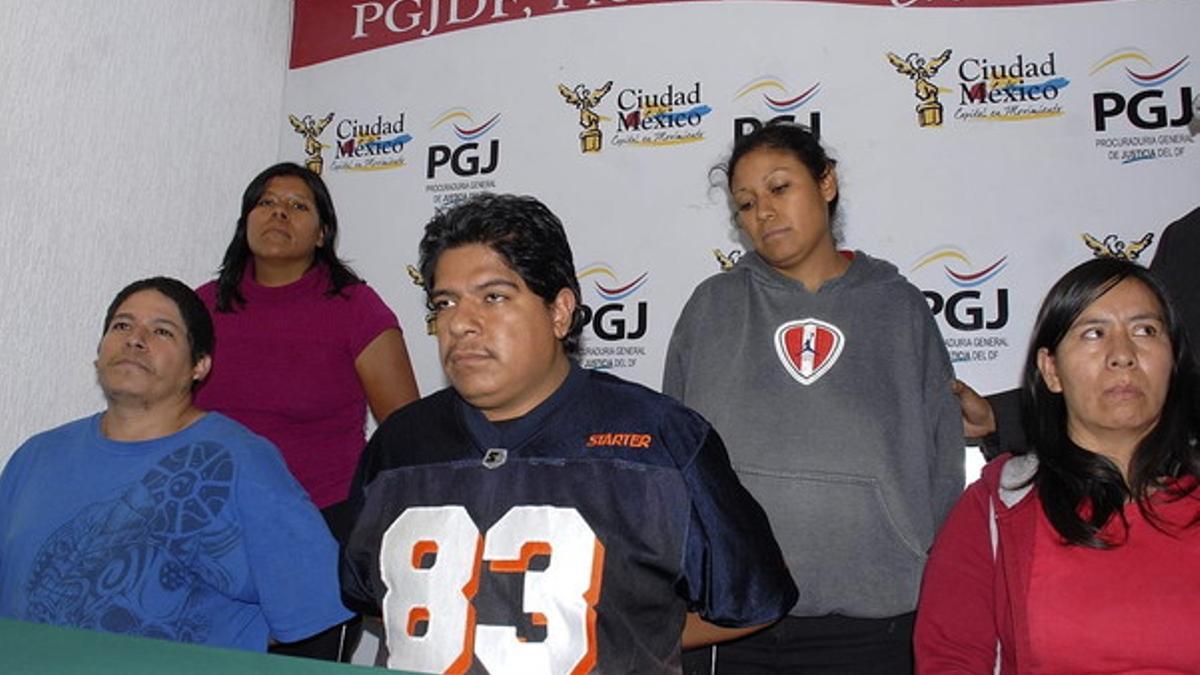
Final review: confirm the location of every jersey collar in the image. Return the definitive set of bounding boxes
[456,363,586,456]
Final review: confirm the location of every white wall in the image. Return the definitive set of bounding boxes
[0,0,293,465]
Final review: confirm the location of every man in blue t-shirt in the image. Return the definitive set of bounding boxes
[0,277,350,651]
[342,194,796,674]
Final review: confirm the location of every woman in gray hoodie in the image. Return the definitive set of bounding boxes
[664,122,963,674]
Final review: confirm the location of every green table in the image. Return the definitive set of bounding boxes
[0,618,417,674]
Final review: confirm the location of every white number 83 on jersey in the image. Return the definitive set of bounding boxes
[380,505,606,674]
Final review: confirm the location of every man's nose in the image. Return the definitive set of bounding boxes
[125,326,148,350]
[446,302,482,338]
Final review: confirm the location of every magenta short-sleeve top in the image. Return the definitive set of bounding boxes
[195,263,400,508]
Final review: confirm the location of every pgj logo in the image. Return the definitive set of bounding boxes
[427,109,501,179]
[734,76,821,114]
[1091,49,1190,88]
[911,247,1010,333]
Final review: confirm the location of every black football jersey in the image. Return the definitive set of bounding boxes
[342,366,796,674]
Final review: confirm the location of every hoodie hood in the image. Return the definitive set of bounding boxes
[736,249,906,295]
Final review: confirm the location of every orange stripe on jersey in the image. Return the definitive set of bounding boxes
[446,533,483,675]
[571,538,606,675]
[488,541,552,573]
[411,540,438,569]
[406,607,429,637]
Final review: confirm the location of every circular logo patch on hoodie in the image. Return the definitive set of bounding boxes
[774,318,844,385]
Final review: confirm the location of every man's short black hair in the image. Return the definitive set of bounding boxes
[418,193,585,355]
[103,276,215,366]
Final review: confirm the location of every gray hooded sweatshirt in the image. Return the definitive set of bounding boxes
[663,250,963,618]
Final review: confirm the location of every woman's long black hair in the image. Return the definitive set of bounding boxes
[1022,257,1200,547]
[214,162,361,312]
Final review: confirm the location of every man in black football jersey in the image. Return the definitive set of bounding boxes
[341,193,797,674]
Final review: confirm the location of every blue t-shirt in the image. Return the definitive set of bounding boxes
[0,412,351,651]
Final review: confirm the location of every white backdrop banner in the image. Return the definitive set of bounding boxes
[281,0,1199,397]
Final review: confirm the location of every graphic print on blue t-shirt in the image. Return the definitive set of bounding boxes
[23,441,235,642]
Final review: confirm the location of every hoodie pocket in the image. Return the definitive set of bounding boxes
[735,467,927,617]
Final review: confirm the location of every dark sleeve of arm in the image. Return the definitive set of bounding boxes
[678,426,798,626]
[1149,211,1191,311]
[339,427,385,615]
[914,482,998,674]
[984,389,1026,458]
[919,305,966,528]
[662,307,692,401]
[1150,208,1200,352]
[1149,209,1184,277]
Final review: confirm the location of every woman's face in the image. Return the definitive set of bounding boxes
[245,175,324,266]
[730,147,837,277]
[1038,278,1173,452]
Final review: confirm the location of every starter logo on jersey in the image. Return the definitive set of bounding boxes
[774,319,844,386]
[585,433,653,450]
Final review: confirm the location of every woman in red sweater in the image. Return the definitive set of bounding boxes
[915,257,1200,673]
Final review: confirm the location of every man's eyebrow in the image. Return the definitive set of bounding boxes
[150,317,184,331]
[430,277,522,298]
[108,312,184,331]
[261,187,312,201]
[473,278,520,292]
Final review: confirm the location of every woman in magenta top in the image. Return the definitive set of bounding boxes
[915,258,1200,673]
[195,163,418,660]
[195,162,419,532]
